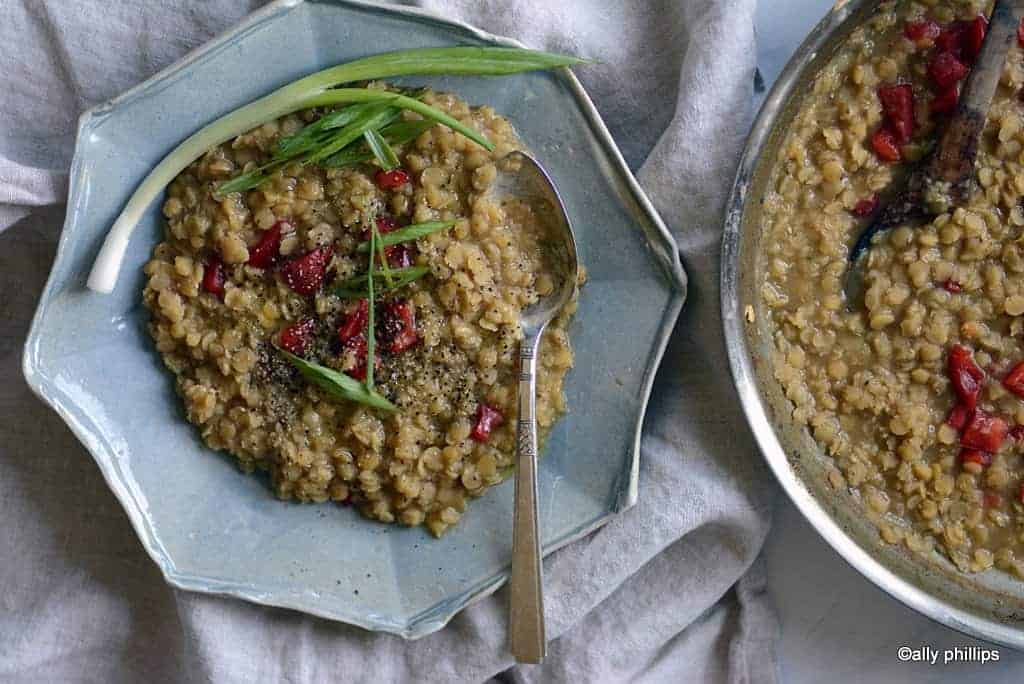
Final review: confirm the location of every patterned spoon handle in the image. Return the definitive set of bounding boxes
[508,326,546,664]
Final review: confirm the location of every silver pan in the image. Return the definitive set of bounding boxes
[722,0,1024,648]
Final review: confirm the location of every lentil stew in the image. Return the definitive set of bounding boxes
[760,0,1024,577]
[143,87,580,537]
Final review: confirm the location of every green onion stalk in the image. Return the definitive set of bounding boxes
[280,350,397,412]
[365,222,378,391]
[333,265,430,299]
[86,47,584,293]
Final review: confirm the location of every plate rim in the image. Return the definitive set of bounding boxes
[22,0,687,638]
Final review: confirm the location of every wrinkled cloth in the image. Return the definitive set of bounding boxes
[0,1,778,682]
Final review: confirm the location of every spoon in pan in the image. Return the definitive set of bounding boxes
[844,0,1023,307]
[488,151,579,664]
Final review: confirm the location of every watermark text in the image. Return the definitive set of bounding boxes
[897,645,1000,665]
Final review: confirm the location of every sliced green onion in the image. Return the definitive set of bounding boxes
[365,226,377,391]
[364,129,400,170]
[356,220,456,252]
[320,148,375,169]
[275,101,384,159]
[387,265,430,289]
[216,102,403,195]
[304,90,492,156]
[300,46,588,83]
[334,266,429,298]
[88,46,584,293]
[279,350,396,412]
[277,95,430,160]
[371,218,395,288]
[214,159,287,195]
[218,93,474,194]
[379,119,437,144]
[304,103,403,164]
[321,119,437,169]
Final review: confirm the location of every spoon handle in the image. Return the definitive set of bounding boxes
[509,326,546,664]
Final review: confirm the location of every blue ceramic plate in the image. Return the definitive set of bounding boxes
[24,0,686,638]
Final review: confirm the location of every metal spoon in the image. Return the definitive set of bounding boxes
[489,150,579,664]
[844,0,1023,307]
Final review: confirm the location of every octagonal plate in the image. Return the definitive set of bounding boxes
[23,0,686,638]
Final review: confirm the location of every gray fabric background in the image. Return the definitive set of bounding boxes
[0,1,778,681]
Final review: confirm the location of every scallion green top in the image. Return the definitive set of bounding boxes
[88,46,584,294]
[356,221,457,252]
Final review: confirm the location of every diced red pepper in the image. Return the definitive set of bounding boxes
[471,403,504,442]
[928,51,969,90]
[942,279,963,293]
[936,21,968,56]
[344,337,366,380]
[378,300,419,354]
[961,409,1008,452]
[386,243,414,268]
[905,19,941,42]
[948,344,985,410]
[1011,425,1024,441]
[935,18,986,61]
[279,245,333,295]
[337,299,369,344]
[364,216,413,267]
[364,217,395,246]
[984,491,1003,508]
[374,169,410,190]
[202,255,226,298]
[870,127,902,162]
[960,448,992,469]
[362,217,396,245]
[852,196,879,217]
[346,357,368,381]
[279,318,316,356]
[963,15,987,63]
[248,219,290,269]
[946,403,971,430]
[930,85,960,114]
[1019,17,1024,48]
[877,83,915,144]
[341,334,380,381]
[1003,361,1024,399]
[377,217,412,267]
[376,216,397,234]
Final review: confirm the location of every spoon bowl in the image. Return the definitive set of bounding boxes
[491,151,580,323]
[489,150,579,664]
